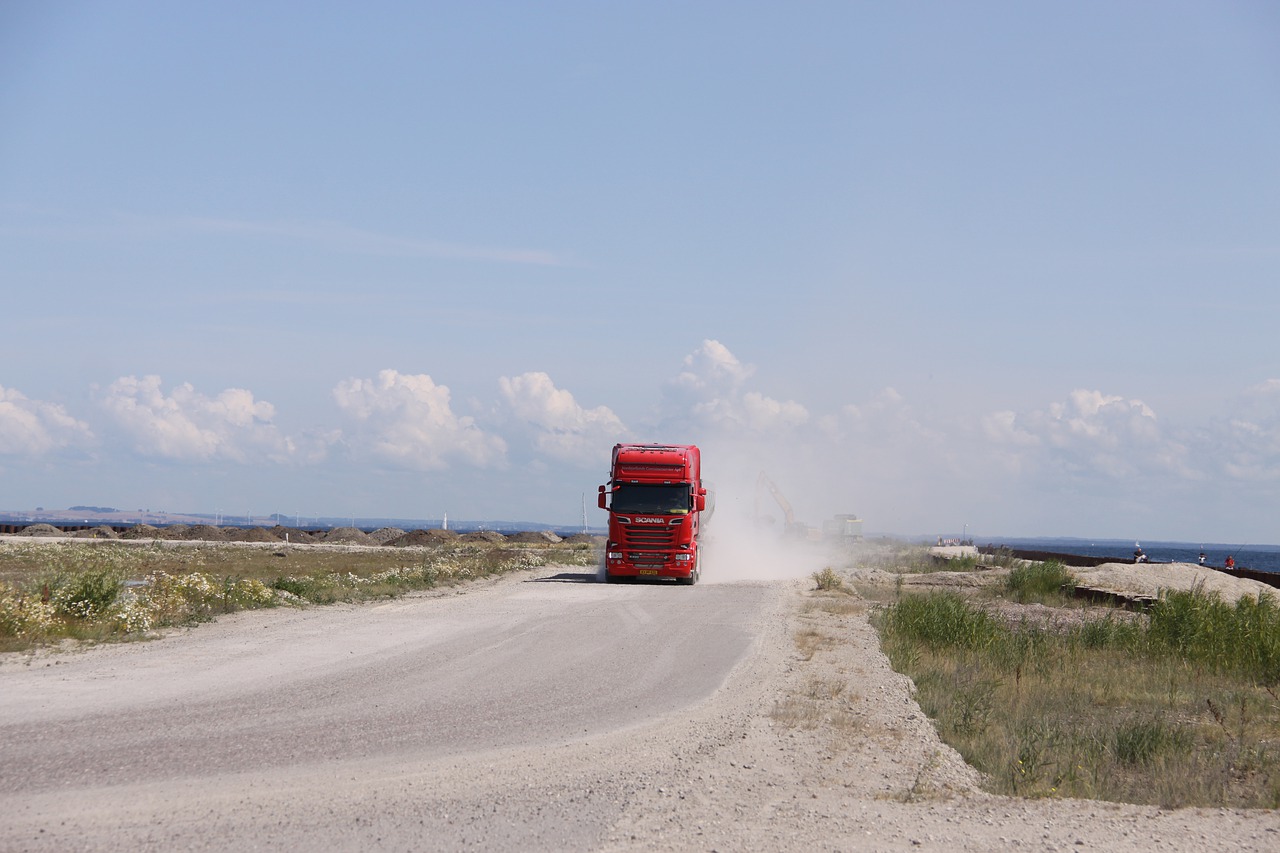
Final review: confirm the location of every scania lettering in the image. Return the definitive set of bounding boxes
[598,443,712,585]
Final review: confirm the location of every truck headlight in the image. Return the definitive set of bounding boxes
[607,551,623,560]
[674,553,691,562]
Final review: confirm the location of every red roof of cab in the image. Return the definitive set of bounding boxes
[611,443,700,482]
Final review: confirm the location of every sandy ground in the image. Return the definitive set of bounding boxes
[2,555,1278,850]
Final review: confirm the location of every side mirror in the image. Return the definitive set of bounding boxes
[597,484,608,509]
[694,488,707,512]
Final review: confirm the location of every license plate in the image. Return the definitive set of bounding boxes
[638,569,659,575]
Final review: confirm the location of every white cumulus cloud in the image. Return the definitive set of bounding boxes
[498,372,627,463]
[983,389,1191,479]
[670,339,754,395]
[100,376,296,463]
[1213,378,1280,481]
[333,369,506,470]
[663,340,808,435]
[0,386,94,456]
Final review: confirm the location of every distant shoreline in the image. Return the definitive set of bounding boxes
[0,517,604,538]
[979,545,1280,590]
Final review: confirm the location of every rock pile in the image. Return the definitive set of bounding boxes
[367,527,408,545]
[17,524,62,537]
[387,529,459,547]
[72,526,120,539]
[459,530,508,543]
[322,526,377,546]
[506,530,562,544]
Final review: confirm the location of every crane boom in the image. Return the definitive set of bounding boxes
[755,472,806,537]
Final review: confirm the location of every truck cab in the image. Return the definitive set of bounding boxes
[598,443,709,585]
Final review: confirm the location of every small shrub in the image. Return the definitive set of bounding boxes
[49,566,125,618]
[813,566,845,591]
[108,593,155,634]
[225,578,274,608]
[1010,721,1063,793]
[272,576,313,598]
[940,553,980,572]
[0,582,59,638]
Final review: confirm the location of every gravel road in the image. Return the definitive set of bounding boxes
[2,567,1277,851]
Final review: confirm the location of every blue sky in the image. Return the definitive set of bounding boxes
[2,1,1278,541]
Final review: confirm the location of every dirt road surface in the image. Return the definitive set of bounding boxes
[2,568,1277,851]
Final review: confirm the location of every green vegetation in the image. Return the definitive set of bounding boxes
[812,566,847,591]
[0,540,598,653]
[1005,559,1076,604]
[876,583,1280,808]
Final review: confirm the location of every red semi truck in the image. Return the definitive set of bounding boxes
[598,443,711,585]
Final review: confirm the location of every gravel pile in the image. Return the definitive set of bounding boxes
[269,526,316,544]
[119,524,162,539]
[459,530,508,543]
[506,530,562,544]
[224,527,279,543]
[387,529,459,546]
[185,524,227,542]
[71,526,120,539]
[17,524,62,536]
[322,526,377,546]
[367,527,407,545]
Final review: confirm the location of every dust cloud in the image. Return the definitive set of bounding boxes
[696,454,846,584]
[699,508,834,584]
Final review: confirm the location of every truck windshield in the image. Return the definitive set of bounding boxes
[610,483,690,514]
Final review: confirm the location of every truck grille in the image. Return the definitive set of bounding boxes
[622,524,677,546]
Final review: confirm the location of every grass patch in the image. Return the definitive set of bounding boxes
[0,540,598,653]
[1005,560,1076,604]
[1148,587,1280,683]
[875,586,1280,807]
